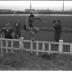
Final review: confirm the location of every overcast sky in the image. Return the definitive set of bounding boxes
[0,1,72,11]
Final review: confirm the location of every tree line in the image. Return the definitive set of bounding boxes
[0,10,72,14]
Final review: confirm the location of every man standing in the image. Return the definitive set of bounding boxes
[15,19,21,38]
[53,20,62,42]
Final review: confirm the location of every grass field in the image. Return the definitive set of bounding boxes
[0,50,72,70]
[0,14,72,42]
[0,14,72,70]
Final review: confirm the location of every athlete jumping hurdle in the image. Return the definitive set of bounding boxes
[24,13,42,41]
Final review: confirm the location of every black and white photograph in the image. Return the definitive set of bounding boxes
[0,0,72,71]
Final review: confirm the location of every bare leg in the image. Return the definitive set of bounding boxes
[30,27,39,41]
[33,26,39,34]
[29,30,35,41]
[28,26,39,41]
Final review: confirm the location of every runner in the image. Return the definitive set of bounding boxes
[24,13,42,41]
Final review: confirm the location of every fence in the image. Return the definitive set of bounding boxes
[0,37,72,56]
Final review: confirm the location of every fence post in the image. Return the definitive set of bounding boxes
[70,44,72,54]
[36,41,39,56]
[59,39,63,54]
[19,37,24,49]
[42,41,45,53]
[6,40,8,53]
[48,41,51,54]
[31,41,33,53]
[0,38,3,56]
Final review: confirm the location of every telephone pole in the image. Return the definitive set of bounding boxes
[63,0,64,12]
[30,2,32,13]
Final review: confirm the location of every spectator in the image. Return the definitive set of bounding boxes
[53,20,62,42]
[15,19,21,38]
